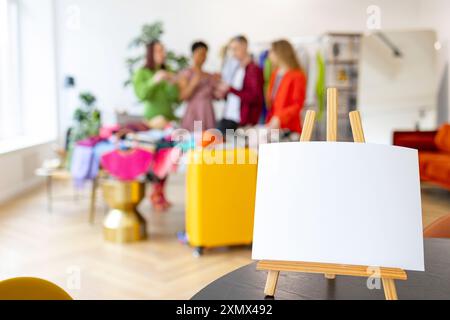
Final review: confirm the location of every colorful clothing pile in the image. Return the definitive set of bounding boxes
[101,148,153,181]
[71,137,115,188]
[70,123,194,186]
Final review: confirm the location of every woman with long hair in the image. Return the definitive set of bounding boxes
[133,40,179,129]
[132,40,179,211]
[266,39,307,134]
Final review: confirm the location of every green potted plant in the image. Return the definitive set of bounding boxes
[66,92,102,168]
[70,92,101,142]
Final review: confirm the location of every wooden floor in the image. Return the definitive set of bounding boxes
[0,174,251,300]
[0,175,449,300]
[422,184,450,227]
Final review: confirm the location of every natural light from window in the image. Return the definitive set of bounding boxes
[0,0,21,141]
[0,0,58,153]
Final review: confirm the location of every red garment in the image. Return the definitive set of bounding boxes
[266,69,307,134]
[228,62,264,126]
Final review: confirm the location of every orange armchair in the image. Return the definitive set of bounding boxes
[394,124,450,191]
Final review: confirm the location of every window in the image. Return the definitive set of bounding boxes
[0,0,21,141]
[0,0,58,151]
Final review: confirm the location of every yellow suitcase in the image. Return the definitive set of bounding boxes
[185,148,258,256]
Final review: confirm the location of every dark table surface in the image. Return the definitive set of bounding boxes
[192,239,450,300]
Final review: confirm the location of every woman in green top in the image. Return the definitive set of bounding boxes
[132,40,179,211]
[133,40,180,129]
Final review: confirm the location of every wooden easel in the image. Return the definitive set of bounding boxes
[257,88,407,300]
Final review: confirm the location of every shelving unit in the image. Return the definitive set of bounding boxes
[314,32,362,141]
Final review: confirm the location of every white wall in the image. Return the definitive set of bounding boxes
[54,0,422,128]
[359,30,438,143]
[0,143,53,204]
[417,0,450,124]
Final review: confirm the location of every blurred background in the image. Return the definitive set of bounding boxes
[0,0,449,300]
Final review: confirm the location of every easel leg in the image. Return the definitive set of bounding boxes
[382,278,398,300]
[264,271,280,297]
[325,274,336,280]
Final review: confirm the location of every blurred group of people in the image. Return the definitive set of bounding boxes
[132,35,307,211]
[132,35,307,138]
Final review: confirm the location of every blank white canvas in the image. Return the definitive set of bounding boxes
[252,142,425,271]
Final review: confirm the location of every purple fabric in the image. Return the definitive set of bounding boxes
[71,140,115,188]
[71,146,97,188]
[92,140,115,177]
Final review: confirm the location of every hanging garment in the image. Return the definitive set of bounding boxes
[99,125,121,139]
[133,127,175,144]
[71,139,115,187]
[152,147,182,180]
[77,136,104,147]
[92,140,115,176]
[71,145,97,188]
[258,50,272,123]
[258,50,269,68]
[315,52,326,120]
[101,148,153,181]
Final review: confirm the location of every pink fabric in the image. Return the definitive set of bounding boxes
[101,148,153,181]
[152,148,181,179]
[100,124,121,139]
[77,136,103,147]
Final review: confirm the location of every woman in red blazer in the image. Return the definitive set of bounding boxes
[266,40,307,134]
